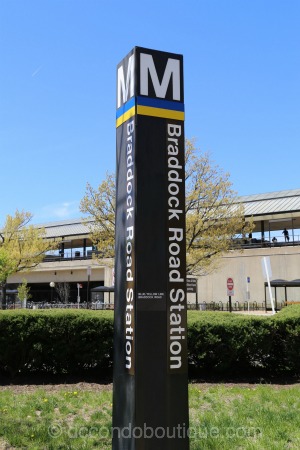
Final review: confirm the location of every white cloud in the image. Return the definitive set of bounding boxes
[31,65,43,77]
[33,201,81,223]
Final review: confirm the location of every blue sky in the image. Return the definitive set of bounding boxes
[1,0,299,224]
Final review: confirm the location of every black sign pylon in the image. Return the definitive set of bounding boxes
[113,47,189,450]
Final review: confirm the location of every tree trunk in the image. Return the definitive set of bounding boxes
[1,282,7,310]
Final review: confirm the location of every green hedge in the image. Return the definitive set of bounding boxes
[0,306,299,378]
[270,305,300,374]
[0,310,114,377]
[188,306,300,376]
[187,311,274,376]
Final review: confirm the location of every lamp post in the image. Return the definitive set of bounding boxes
[50,282,55,303]
[87,266,91,307]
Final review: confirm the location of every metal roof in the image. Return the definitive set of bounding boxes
[90,286,114,292]
[36,218,94,239]
[238,188,300,218]
[32,188,300,239]
[264,279,300,287]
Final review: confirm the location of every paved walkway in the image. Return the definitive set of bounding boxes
[233,310,275,316]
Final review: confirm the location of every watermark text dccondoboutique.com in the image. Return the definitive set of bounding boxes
[48,422,262,440]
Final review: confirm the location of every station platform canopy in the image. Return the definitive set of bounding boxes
[239,188,300,232]
[27,188,300,250]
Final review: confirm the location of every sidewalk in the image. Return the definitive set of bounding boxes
[233,310,275,316]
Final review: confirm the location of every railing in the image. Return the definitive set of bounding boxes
[231,234,300,250]
[26,301,114,310]
[43,250,102,262]
[6,301,287,312]
[188,301,271,311]
[43,234,300,264]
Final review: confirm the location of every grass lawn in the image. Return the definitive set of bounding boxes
[0,383,299,449]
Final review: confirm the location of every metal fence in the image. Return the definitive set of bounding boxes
[23,301,114,310]
[187,301,285,311]
[4,300,285,311]
[4,301,113,310]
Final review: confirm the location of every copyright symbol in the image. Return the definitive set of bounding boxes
[48,423,62,438]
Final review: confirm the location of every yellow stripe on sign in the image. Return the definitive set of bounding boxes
[137,105,185,121]
[116,106,136,128]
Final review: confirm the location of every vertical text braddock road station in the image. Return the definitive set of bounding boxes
[112,47,190,449]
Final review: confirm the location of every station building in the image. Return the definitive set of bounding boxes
[196,188,300,310]
[6,218,114,306]
[5,188,300,309]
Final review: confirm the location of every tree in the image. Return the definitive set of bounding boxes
[17,278,32,308]
[0,210,57,307]
[55,282,71,304]
[184,139,252,275]
[80,140,252,276]
[80,173,115,259]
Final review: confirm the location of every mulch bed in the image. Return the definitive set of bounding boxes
[0,371,299,394]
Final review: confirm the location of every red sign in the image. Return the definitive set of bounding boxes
[227,278,234,290]
[227,277,234,296]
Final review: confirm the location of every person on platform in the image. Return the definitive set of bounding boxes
[282,228,289,242]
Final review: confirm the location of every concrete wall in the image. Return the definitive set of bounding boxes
[196,246,300,306]
[8,258,114,287]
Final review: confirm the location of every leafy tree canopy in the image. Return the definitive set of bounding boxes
[80,140,252,275]
[0,210,58,303]
[17,278,32,303]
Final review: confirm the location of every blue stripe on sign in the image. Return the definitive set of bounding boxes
[116,97,136,119]
[137,96,184,112]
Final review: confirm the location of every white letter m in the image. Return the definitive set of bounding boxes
[140,53,180,100]
[117,54,135,108]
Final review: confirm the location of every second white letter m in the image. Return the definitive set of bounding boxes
[140,53,181,101]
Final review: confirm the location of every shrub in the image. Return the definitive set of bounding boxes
[188,307,300,377]
[187,311,274,376]
[270,305,300,374]
[0,310,114,377]
[0,306,299,379]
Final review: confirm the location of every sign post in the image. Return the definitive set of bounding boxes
[77,283,82,309]
[246,276,250,312]
[113,47,189,449]
[261,256,275,314]
[227,277,234,312]
[86,266,91,306]
[187,277,198,309]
